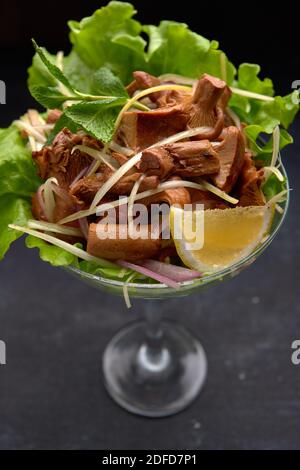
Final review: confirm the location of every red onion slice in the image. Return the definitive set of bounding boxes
[137,259,202,282]
[117,260,180,289]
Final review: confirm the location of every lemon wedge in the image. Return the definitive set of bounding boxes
[170,205,274,273]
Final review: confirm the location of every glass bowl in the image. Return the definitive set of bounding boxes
[64,160,289,417]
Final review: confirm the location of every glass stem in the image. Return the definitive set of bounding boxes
[137,302,171,375]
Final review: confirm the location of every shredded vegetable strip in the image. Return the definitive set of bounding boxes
[109,141,133,156]
[27,109,45,127]
[128,175,145,235]
[159,73,275,102]
[122,272,136,309]
[266,189,288,207]
[159,74,196,85]
[114,84,191,131]
[27,219,82,237]
[72,145,119,171]
[230,86,275,102]
[59,179,238,225]
[89,126,213,210]
[226,107,241,128]
[8,224,116,268]
[55,51,72,99]
[43,177,58,222]
[270,125,280,167]
[86,159,102,177]
[275,204,284,214]
[70,166,89,188]
[263,166,284,182]
[14,120,46,143]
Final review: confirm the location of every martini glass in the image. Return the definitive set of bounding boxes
[65,160,289,417]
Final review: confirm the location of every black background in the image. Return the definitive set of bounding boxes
[0,0,300,450]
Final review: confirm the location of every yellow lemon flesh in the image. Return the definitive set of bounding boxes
[170,205,274,273]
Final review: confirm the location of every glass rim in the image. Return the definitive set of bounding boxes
[65,157,289,291]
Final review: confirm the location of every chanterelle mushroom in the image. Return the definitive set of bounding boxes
[211,126,245,193]
[140,141,220,179]
[188,73,227,140]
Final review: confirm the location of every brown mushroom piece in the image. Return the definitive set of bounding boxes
[237,153,265,206]
[139,147,175,179]
[126,71,190,109]
[188,73,227,140]
[140,177,191,208]
[32,128,94,188]
[87,223,161,261]
[165,141,220,177]
[117,105,189,151]
[140,141,220,179]
[211,126,245,193]
[189,189,230,210]
[70,170,159,205]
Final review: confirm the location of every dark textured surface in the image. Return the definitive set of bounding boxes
[0,22,300,448]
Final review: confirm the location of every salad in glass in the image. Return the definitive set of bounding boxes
[1,1,298,308]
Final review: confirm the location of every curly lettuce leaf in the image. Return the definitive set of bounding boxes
[79,260,150,283]
[0,125,41,197]
[245,125,293,165]
[69,1,146,83]
[262,174,287,202]
[230,64,299,129]
[0,125,41,259]
[145,21,236,84]
[25,235,80,266]
[0,196,32,260]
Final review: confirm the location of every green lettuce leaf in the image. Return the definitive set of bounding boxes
[0,125,41,259]
[145,21,236,84]
[262,174,287,201]
[69,1,146,83]
[0,125,41,198]
[0,196,32,260]
[79,260,148,282]
[25,235,80,266]
[230,63,299,135]
[245,125,293,165]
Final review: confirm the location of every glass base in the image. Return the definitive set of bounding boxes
[102,320,207,417]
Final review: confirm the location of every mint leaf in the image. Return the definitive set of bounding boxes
[29,85,71,109]
[32,39,75,93]
[64,99,125,142]
[46,113,80,144]
[28,49,58,89]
